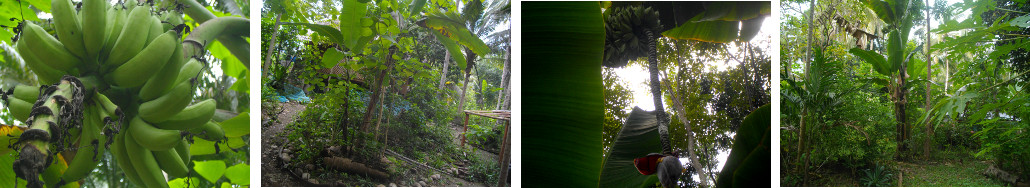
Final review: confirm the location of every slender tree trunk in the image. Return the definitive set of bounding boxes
[802,0,814,184]
[799,110,808,186]
[361,47,398,132]
[663,80,710,188]
[496,50,510,110]
[924,0,932,160]
[262,14,282,78]
[457,49,476,115]
[437,50,451,99]
[805,0,815,77]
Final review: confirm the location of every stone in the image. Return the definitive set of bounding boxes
[280,153,292,162]
[419,181,427,187]
[302,173,310,179]
[377,184,386,187]
[308,179,319,185]
[431,174,441,180]
[389,183,397,187]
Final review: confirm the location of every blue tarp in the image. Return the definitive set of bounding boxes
[276,84,311,103]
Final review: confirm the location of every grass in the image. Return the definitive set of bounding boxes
[898,160,1005,187]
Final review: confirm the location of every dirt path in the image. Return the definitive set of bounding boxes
[261,102,307,186]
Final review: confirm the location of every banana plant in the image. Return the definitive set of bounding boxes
[524,1,770,187]
[602,2,768,187]
[847,0,919,159]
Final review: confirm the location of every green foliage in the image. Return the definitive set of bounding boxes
[859,164,893,187]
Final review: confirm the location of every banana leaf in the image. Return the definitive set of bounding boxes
[339,0,368,50]
[715,104,770,188]
[422,11,491,56]
[599,107,662,188]
[661,2,770,43]
[849,48,893,76]
[524,2,604,187]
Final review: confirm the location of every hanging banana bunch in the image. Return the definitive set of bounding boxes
[1,0,242,187]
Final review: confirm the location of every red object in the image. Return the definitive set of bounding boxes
[634,153,665,175]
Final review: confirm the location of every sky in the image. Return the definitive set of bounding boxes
[608,15,774,183]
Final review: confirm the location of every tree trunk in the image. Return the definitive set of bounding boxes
[361,47,398,132]
[262,14,282,78]
[457,49,476,115]
[662,80,710,188]
[805,0,815,77]
[924,0,932,160]
[644,31,672,155]
[799,110,808,186]
[496,50,510,110]
[437,50,451,99]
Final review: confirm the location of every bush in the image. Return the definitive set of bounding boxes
[859,164,893,187]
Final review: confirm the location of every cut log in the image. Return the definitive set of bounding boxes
[324,157,390,180]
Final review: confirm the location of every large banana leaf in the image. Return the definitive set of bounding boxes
[715,104,770,188]
[422,11,491,55]
[661,2,770,43]
[524,2,604,187]
[599,107,662,188]
[431,30,468,71]
[849,47,893,76]
[339,0,368,50]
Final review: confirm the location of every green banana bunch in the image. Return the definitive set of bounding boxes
[6,1,233,187]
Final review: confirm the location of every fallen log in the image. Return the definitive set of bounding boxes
[324,157,390,180]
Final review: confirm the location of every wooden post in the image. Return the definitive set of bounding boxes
[498,121,510,186]
[462,112,469,147]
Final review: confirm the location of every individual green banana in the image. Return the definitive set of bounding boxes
[5,97,33,122]
[81,0,108,58]
[190,121,226,141]
[109,31,177,88]
[154,99,215,130]
[138,81,192,123]
[106,5,154,67]
[153,148,188,177]
[112,132,145,187]
[94,93,120,118]
[139,40,184,101]
[11,84,40,102]
[58,105,105,185]
[175,58,204,84]
[50,0,87,58]
[129,116,182,151]
[124,130,171,188]
[174,138,190,165]
[144,16,164,46]
[102,5,127,61]
[15,39,66,85]
[19,22,81,71]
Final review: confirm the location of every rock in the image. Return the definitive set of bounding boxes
[280,153,292,161]
[389,183,397,187]
[419,181,427,187]
[306,164,315,170]
[431,174,441,180]
[308,179,319,184]
[302,173,310,179]
[377,184,386,187]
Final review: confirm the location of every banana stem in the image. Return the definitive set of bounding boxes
[177,0,249,65]
[13,77,84,188]
[182,17,250,61]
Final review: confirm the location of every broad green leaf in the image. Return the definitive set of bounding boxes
[168,177,203,188]
[190,137,232,156]
[321,48,347,68]
[229,70,249,94]
[194,160,227,184]
[0,125,24,155]
[225,163,251,185]
[849,48,893,76]
[0,151,27,188]
[210,41,246,80]
[1011,14,1030,28]
[695,2,770,21]
[282,22,345,47]
[738,16,766,42]
[432,31,467,72]
[340,0,368,50]
[662,15,740,43]
[221,111,250,137]
[408,0,427,17]
[422,12,491,55]
[716,104,771,188]
[524,2,604,187]
[599,108,661,188]
[862,0,896,24]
